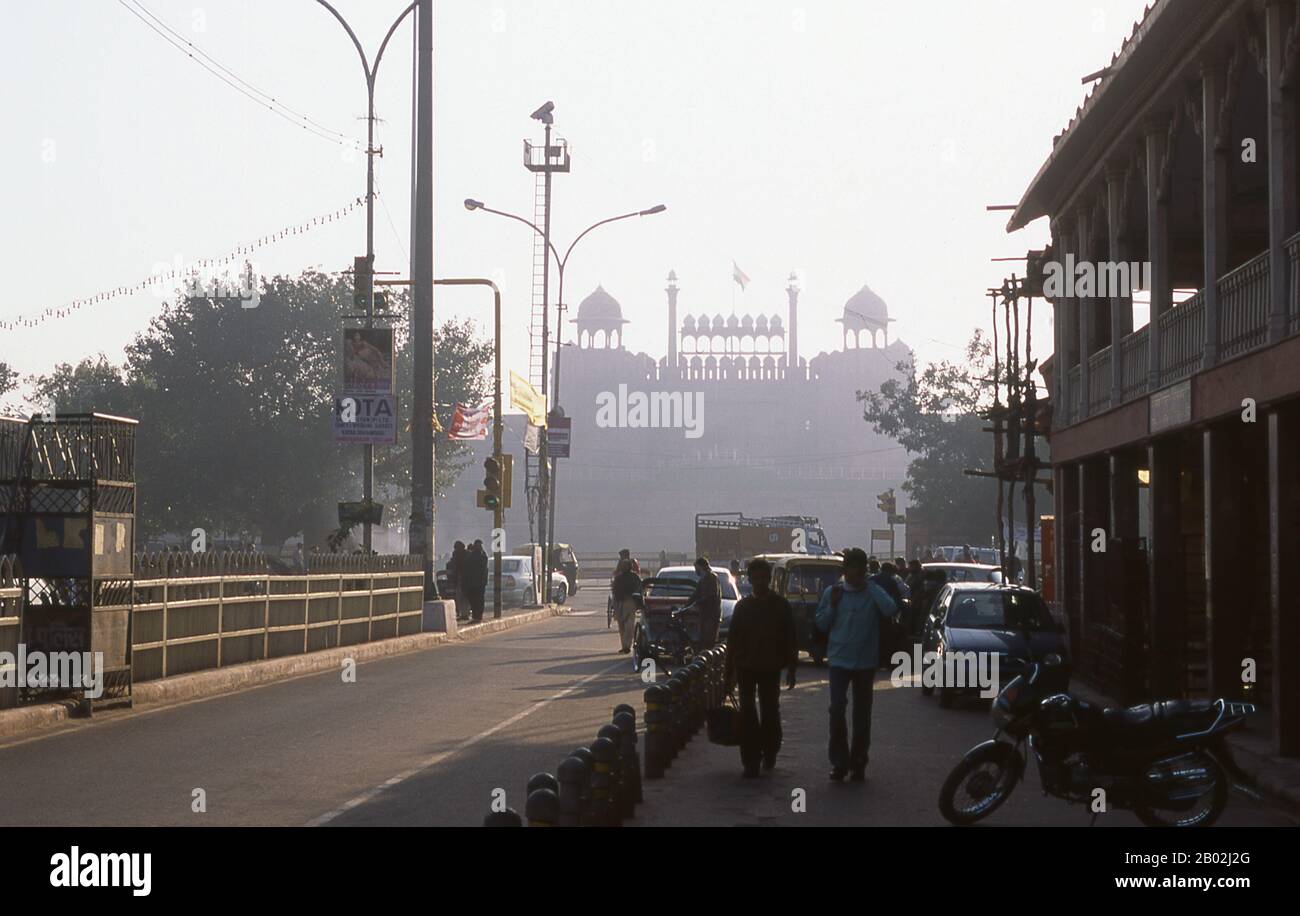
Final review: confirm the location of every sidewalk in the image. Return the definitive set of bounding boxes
[1070,678,1300,811]
[634,669,964,827]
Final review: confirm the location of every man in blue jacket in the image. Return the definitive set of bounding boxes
[815,547,898,782]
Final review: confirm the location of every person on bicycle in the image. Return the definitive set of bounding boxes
[686,556,722,649]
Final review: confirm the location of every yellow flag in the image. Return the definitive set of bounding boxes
[509,371,547,427]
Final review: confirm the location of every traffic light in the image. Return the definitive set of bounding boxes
[877,489,896,515]
[353,254,373,309]
[481,456,502,511]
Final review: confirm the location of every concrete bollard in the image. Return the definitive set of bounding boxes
[643,685,669,779]
[665,676,685,756]
[589,736,619,827]
[597,724,626,823]
[557,755,588,827]
[483,808,523,827]
[525,787,560,826]
[527,772,560,800]
[613,709,641,812]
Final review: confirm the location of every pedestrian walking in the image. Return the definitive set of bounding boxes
[466,540,488,622]
[610,558,643,655]
[448,541,467,621]
[687,556,722,649]
[814,547,898,782]
[723,558,797,778]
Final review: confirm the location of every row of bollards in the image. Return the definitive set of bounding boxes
[643,647,727,780]
[485,703,644,826]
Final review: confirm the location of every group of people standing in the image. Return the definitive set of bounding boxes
[445,540,488,623]
[722,548,900,781]
[608,551,723,656]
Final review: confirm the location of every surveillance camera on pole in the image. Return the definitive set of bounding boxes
[530,100,554,124]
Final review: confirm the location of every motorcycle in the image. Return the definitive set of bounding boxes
[938,656,1255,827]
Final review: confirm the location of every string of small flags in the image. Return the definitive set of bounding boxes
[0,195,367,332]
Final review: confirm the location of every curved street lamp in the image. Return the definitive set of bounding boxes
[463,198,667,585]
[317,0,418,552]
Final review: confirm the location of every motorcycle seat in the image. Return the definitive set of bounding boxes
[1102,699,1220,737]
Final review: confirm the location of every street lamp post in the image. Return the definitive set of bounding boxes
[316,0,417,553]
[463,199,666,584]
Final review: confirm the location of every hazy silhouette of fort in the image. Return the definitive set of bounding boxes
[435,271,912,560]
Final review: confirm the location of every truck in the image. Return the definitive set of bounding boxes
[694,513,832,565]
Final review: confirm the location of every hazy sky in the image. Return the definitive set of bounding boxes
[3,0,1152,402]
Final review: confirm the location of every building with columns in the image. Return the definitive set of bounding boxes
[1007,0,1300,755]
[435,273,925,565]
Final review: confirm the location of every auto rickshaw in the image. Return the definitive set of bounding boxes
[631,575,703,672]
[755,553,845,666]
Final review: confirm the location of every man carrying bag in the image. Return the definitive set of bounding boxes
[723,558,798,778]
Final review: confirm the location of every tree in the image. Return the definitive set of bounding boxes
[20,270,493,550]
[858,330,999,543]
[0,362,18,414]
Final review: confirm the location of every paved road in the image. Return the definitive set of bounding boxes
[0,588,644,827]
[0,587,1293,827]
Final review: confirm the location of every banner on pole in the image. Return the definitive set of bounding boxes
[509,371,546,427]
[448,401,490,440]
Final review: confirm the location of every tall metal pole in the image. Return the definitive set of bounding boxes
[434,279,503,617]
[537,120,554,601]
[410,0,435,591]
[314,0,416,554]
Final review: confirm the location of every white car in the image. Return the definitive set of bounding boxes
[486,556,571,608]
[653,565,740,639]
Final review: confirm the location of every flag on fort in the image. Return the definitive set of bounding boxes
[509,371,547,427]
[447,400,490,440]
[732,261,750,291]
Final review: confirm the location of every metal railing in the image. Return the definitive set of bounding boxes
[1065,364,1081,426]
[130,552,424,683]
[1120,326,1149,402]
[1218,251,1270,359]
[1157,292,1205,383]
[0,556,20,709]
[1087,347,1111,415]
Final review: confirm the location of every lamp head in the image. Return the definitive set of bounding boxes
[640,204,667,216]
[530,101,555,124]
[464,198,484,211]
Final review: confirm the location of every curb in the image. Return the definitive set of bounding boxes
[0,603,569,742]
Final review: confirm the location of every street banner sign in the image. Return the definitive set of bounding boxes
[332,394,397,444]
[870,528,893,541]
[547,416,571,457]
[448,401,489,440]
[342,327,394,393]
[523,422,541,455]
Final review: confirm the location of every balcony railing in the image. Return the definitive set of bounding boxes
[1120,326,1149,401]
[1056,232,1300,431]
[1219,250,1269,359]
[1087,347,1111,415]
[1157,291,1205,384]
[1066,364,1081,426]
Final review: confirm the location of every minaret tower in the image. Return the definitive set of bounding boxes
[666,270,679,369]
[786,271,800,370]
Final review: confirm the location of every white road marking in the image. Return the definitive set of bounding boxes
[567,611,597,616]
[304,658,628,826]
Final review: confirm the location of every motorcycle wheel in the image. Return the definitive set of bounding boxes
[1133,750,1229,828]
[938,743,1021,826]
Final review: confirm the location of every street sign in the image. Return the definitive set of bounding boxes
[547,416,571,458]
[331,394,397,444]
[870,528,893,541]
[341,327,394,393]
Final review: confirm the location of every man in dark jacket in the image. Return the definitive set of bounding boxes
[466,540,489,622]
[724,557,798,778]
[687,556,722,648]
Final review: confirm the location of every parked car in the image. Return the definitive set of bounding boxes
[919,583,1069,708]
[486,556,570,608]
[756,553,846,666]
[517,542,580,594]
[652,565,740,640]
[911,563,1005,631]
